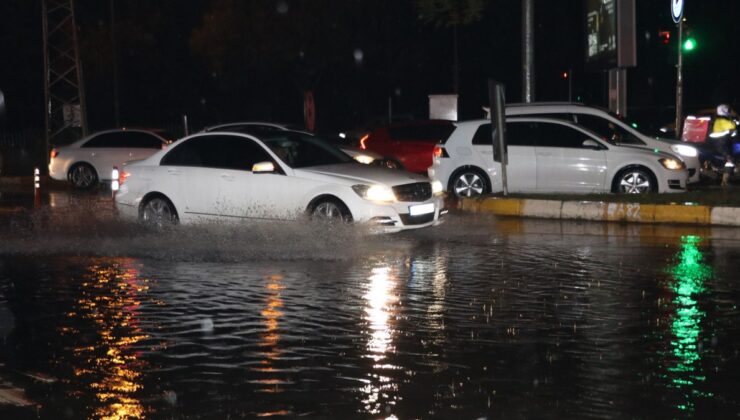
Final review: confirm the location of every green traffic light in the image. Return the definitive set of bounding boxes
[683,37,696,51]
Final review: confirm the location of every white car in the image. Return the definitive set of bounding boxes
[428,117,689,197]
[501,103,701,183]
[115,130,445,232]
[49,129,169,188]
[202,122,387,166]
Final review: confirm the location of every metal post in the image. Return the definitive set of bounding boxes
[489,80,508,196]
[568,69,573,102]
[110,0,120,127]
[521,0,535,103]
[675,19,684,140]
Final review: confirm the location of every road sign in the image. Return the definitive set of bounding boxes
[671,0,684,23]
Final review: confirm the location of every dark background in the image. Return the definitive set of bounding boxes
[1,0,738,135]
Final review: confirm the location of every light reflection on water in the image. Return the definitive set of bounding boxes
[67,259,148,420]
[0,212,738,418]
[662,235,713,414]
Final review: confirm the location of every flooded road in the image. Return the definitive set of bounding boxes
[0,190,739,418]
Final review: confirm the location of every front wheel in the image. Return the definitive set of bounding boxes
[450,169,489,198]
[140,196,179,228]
[613,168,656,194]
[310,199,353,223]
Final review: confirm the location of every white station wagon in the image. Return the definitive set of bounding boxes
[428,117,689,197]
[115,131,445,232]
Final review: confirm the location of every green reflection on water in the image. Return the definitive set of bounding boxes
[666,235,713,412]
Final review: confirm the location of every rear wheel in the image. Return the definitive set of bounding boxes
[450,168,489,198]
[613,167,657,194]
[310,198,352,223]
[140,196,178,228]
[69,163,98,189]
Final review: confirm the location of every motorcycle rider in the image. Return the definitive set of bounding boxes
[709,104,737,186]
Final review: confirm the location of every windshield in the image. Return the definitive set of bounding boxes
[261,133,353,168]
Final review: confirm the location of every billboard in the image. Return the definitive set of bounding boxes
[586,0,635,70]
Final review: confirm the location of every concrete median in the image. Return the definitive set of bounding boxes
[459,196,740,227]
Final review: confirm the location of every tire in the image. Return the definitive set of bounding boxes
[309,198,353,223]
[140,196,179,228]
[612,167,657,194]
[449,167,489,198]
[69,163,98,189]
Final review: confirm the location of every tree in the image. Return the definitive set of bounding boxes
[416,0,485,94]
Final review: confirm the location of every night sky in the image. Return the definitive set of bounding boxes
[1,0,738,135]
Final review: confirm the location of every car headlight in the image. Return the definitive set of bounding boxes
[659,158,685,170]
[431,180,444,196]
[353,154,376,165]
[352,184,396,202]
[670,144,698,158]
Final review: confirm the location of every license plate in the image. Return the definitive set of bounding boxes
[409,203,435,216]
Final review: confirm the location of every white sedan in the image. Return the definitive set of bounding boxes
[115,131,445,232]
[428,117,689,197]
[49,129,169,188]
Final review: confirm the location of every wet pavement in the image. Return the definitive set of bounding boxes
[0,189,739,418]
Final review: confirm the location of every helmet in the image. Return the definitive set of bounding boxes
[717,104,730,117]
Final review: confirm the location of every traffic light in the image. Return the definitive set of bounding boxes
[683,37,697,52]
[658,30,671,45]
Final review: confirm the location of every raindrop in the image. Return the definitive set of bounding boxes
[201,318,214,332]
[276,1,288,14]
[353,49,364,65]
[163,390,177,406]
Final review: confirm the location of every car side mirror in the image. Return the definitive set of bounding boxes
[582,139,602,150]
[252,161,275,173]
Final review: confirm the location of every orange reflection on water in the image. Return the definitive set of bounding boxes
[61,259,150,419]
[254,273,286,395]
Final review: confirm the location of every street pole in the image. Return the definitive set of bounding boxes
[111,0,120,127]
[521,0,535,103]
[675,19,683,140]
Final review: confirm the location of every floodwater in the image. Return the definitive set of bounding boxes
[0,190,739,419]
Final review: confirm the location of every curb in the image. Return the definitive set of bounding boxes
[459,197,740,227]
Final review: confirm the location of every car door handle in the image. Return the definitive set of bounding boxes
[538,152,553,157]
[220,174,235,181]
[167,169,181,176]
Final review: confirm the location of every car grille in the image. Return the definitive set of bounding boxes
[400,213,435,225]
[392,182,432,202]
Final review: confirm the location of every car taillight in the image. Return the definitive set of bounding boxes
[50,148,59,159]
[359,134,369,150]
[433,145,449,158]
[119,171,131,185]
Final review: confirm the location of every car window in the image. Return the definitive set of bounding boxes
[82,131,164,148]
[532,122,593,148]
[387,123,455,142]
[574,114,644,145]
[161,135,272,170]
[262,133,352,168]
[504,122,538,146]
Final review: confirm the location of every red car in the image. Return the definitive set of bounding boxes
[359,120,456,173]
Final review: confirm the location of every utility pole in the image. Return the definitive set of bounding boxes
[42,0,88,160]
[675,19,684,139]
[521,0,535,103]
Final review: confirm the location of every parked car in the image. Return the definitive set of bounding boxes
[358,119,456,173]
[428,117,688,197]
[115,130,446,232]
[496,103,701,184]
[49,129,169,188]
[203,122,390,167]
